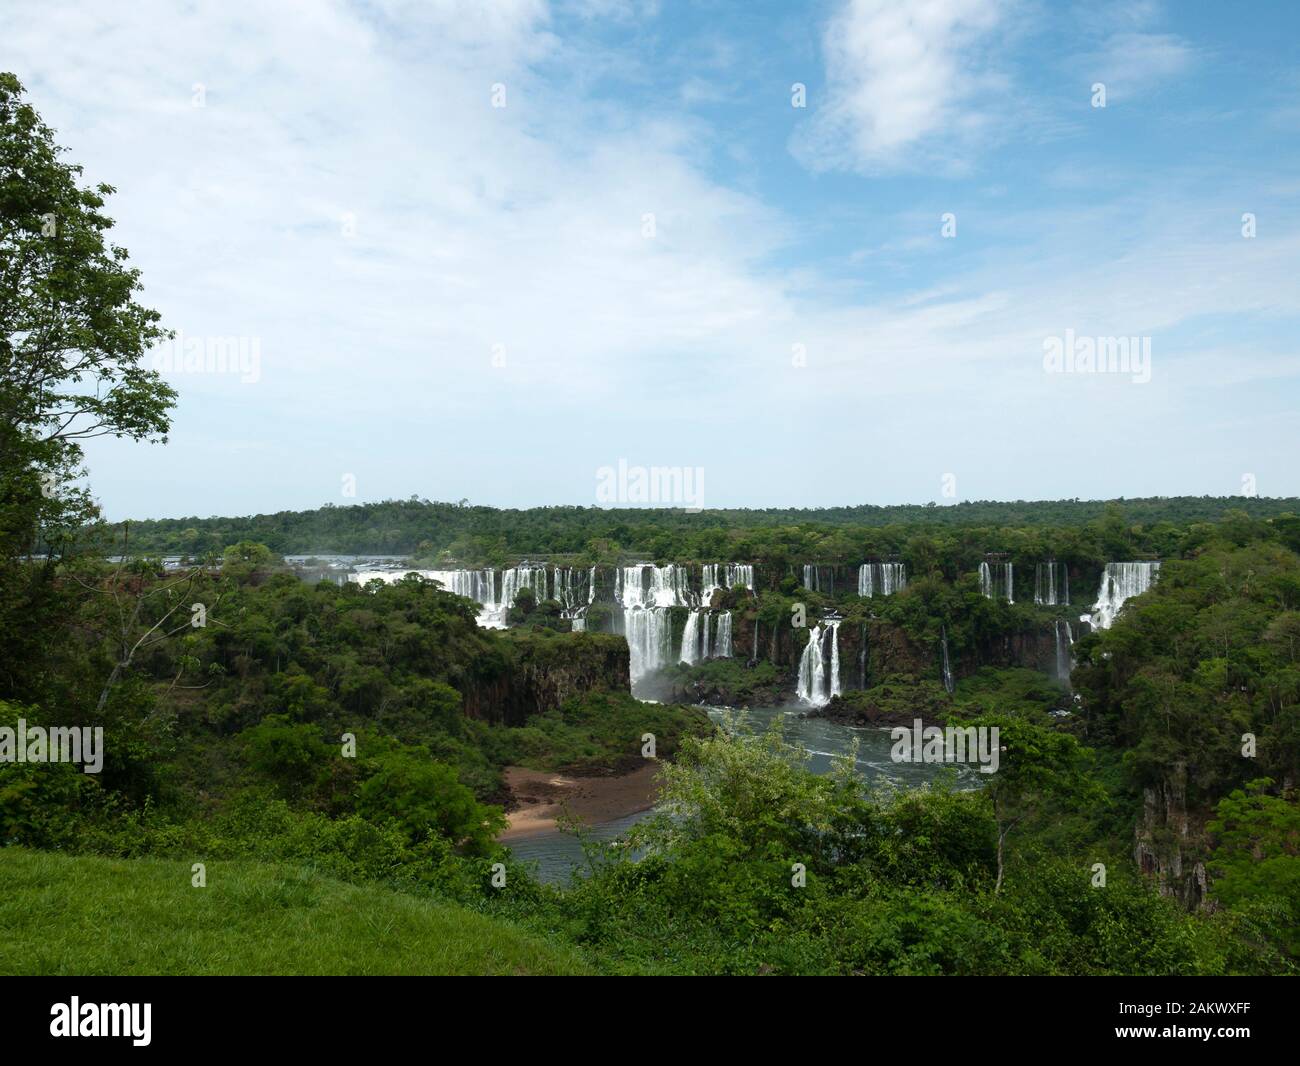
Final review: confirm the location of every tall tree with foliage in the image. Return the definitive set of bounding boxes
[0,72,175,701]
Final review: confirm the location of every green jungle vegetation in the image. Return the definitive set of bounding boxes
[2,71,1297,975]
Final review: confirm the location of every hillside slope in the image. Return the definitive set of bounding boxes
[0,849,589,976]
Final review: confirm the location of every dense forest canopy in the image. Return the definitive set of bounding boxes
[117,495,1300,564]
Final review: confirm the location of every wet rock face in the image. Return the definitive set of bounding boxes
[1133,762,1212,910]
[458,632,630,727]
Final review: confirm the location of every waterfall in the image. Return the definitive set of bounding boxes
[616,565,687,680]
[434,568,496,604]
[553,566,597,631]
[752,617,760,662]
[940,626,954,694]
[797,625,826,705]
[701,564,718,599]
[620,564,692,608]
[1054,620,1075,686]
[796,620,840,706]
[858,562,907,598]
[553,566,593,611]
[715,611,733,658]
[829,622,841,698]
[356,567,505,628]
[703,563,754,599]
[501,566,549,608]
[553,567,574,610]
[1089,561,1161,629]
[680,610,702,665]
[979,561,1014,602]
[802,565,833,593]
[680,608,733,663]
[625,605,672,680]
[1034,562,1070,606]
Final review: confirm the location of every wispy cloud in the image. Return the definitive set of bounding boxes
[4,0,1297,512]
[792,0,1013,174]
[1084,31,1196,102]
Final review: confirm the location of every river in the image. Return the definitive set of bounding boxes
[505,702,981,884]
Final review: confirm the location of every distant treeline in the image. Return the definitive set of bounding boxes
[112,496,1300,564]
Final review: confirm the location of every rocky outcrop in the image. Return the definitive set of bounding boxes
[458,631,630,726]
[809,676,952,727]
[976,628,1061,676]
[1133,761,1211,910]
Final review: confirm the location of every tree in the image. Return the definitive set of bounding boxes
[356,751,504,854]
[974,715,1103,892]
[0,73,175,463]
[0,72,176,700]
[1208,779,1300,956]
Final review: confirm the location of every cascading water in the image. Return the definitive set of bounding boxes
[858,562,907,598]
[979,561,1014,602]
[426,568,496,604]
[1054,619,1075,687]
[500,566,549,609]
[680,608,733,663]
[829,622,841,699]
[680,610,702,665]
[353,567,507,627]
[553,566,596,631]
[797,625,826,705]
[940,626,954,695]
[802,565,833,593]
[796,620,840,705]
[715,611,732,658]
[621,564,692,608]
[618,564,691,681]
[702,563,754,600]
[625,605,671,680]
[552,567,587,611]
[1034,561,1069,606]
[1089,561,1161,629]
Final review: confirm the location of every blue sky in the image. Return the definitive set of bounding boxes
[6,0,1299,518]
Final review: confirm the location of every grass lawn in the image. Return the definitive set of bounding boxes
[0,847,589,976]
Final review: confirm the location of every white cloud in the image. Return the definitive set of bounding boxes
[792,0,1011,174]
[4,0,1297,513]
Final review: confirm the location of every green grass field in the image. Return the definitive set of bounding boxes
[0,848,589,976]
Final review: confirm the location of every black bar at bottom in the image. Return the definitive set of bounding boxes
[0,976,1290,1051]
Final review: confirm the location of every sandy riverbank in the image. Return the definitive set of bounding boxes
[498,763,663,841]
